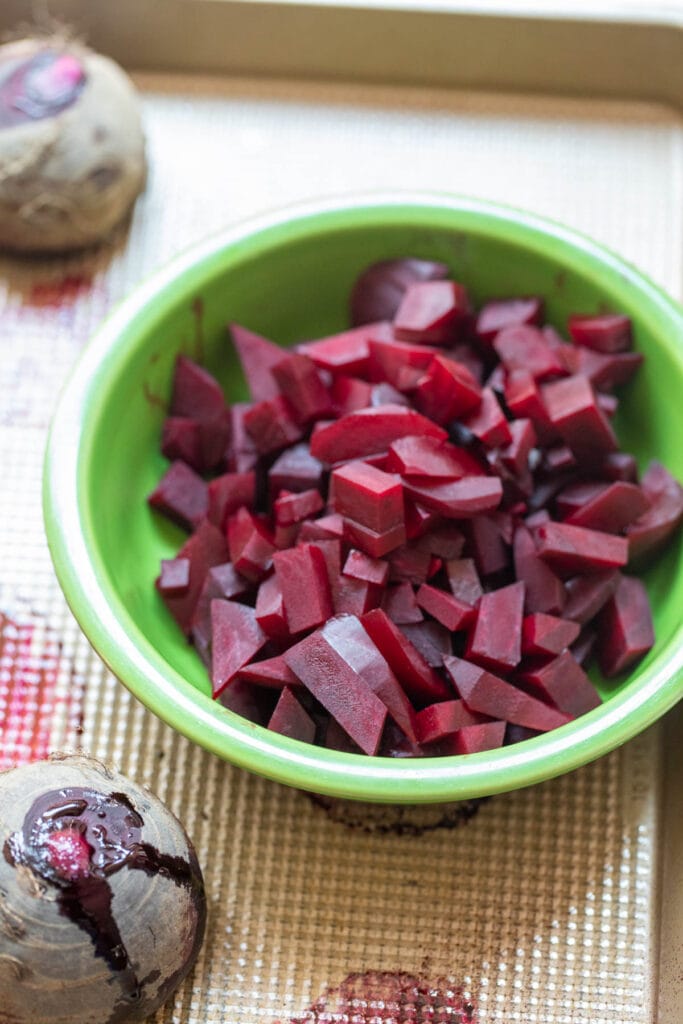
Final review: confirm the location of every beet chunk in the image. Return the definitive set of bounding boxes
[562,570,619,626]
[255,574,289,640]
[517,650,601,716]
[273,544,333,634]
[382,582,424,624]
[394,280,470,345]
[402,476,503,519]
[238,655,301,689]
[210,599,267,698]
[161,417,202,471]
[310,404,447,464]
[493,324,565,381]
[298,322,383,376]
[244,395,303,455]
[157,558,190,596]
[350,259,449,326]
[626,461,683,563]
[229,323,284,402]
[521,613,580,657]
[362,608,452,705]
[565,481,650,534]
[268,687,317,744]
[399,621,451,666]
[451,721,507,754]
[332,462,404,533]
[446,558,483,606]
[207,471,256,530]
[414,699,487,745]
[444,656,571,732]
[475,296,543,343]
[597,574,655,677]
[542,375,617,463]
[268,443,325,499]
[505,370,558,444]
[148,460,208,532]
[344,549,389,587]
[169,355,231,470]
[462,388,512,448]
[534,522,629,576]
[156,520,229,636]
[274,488,324,527]
[413,354,482,424]
[191,562,252,652]
[387,435,483,480]
[416,584,476,632]
[513,525,565,615]
[568,313,632,353]
[467,581,525,672]
[342,518,407,559]
[271,352,333,425]
[227,507,276,583]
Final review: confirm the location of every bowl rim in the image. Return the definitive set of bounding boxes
[43,190,683,803]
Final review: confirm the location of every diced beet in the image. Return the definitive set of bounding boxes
[400,621,452,666]
[271,351,333,425]
[565,481,650,533]
[343,518,407,559]
[414,699,487,744]
[444,342,485,384]
[274,488,324,527]
[270,446,323,500]
[216,677,274,726]
[343,549,389,586]
[402,476,503,519]
[513,525,565,615]
[388,545,437,586]
[541,444,577,475]
[505,723,542,745]
[227,402,260,473]
[330,375,373,415]
[570,627,597,667]
[597,392,618,417]
[306,538,342,612]
[157,558,190,596]
[210,599,267,698]
[298,513,345,543]
[283,629,388,755]
[467,581,525,672]
[227,507,276,582]
[475,296,543,343]
[413,354,482,424]
[597,574,655,677]
[298,322,385,376]
[273,544,333,634]
[465,514,510,580]
[268,687,317,744]
[362,608,452,706]
[255,574,289,639]
[493,324,566,381]
[542,375,617,463]
[367,332,438,385]
[382,582,424,624]
[394,280,470,345]
[161,417,202,471]
[244,394,303,455]
[229,323,284,402]
[500,419,537,477]
[238,655,301,689]
[416,584,476,632]
[563,570,619,625]
[350,259,449,326]
[504,370,558,444]
[521,613,580,657]
[517,650,601,716]
[386,435,483,480]
[450,721,506,754]
[207,470,256,530]
[626,461,683,562]
[169,356,231,468]
[323,717,363,754]
[534,522,628,576]
[555,481,608,519]
[415,524,466,559]
[310,404,447,464]
[600,452,638,483]
[148,460,208,532]
[405,501,441,540]
[190,561,252,645]
[446,558,483,606]
[335,576,382,616]
[332,462,404,533]
[462,388,512,448]
[574,347,643,391]
[444,656,571,732]
[568,313,632,353]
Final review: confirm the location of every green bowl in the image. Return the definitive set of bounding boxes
[43,193,683,803]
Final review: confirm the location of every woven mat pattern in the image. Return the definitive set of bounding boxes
[1,75,681,1022]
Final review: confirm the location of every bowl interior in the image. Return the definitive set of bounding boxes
[47,198,683,802]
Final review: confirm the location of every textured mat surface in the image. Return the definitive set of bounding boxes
[0,75,680,1022]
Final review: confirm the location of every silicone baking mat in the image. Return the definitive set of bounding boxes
[1,74,681,1022]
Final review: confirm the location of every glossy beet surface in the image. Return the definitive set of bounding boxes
[44,195,683,802]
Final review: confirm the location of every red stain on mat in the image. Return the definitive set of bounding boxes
[0,611,82,768]
[279,970,475,1023]
[28,274,92,307]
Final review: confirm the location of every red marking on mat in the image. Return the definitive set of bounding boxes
[28,274,92,307]
[279,970,475,1023]
[0,611,83,768]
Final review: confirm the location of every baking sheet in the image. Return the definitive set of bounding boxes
[0,74,681,1022]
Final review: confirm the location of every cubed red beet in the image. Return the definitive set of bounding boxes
[462,388,512,448]
[534,522,628,576]
[157,558,190,596]
[298,322,386,376]
[443,720,505,754]
[597,392,619,418]
[273,543,333,634]
[190,561,252,647]
[229,323,284,402]
[268,443,325,499]
[228,402,260,473]
[466,514,510,580]
[504,370,558,445]
[493,324,566,381]
[568,313,632,353]
[555,481,608,519]
[394,280,470,345]
[475,296,543,343]
[416,584,476,632]
[574,347,643,392]
[405,501,442,540]
[400,620,452,666]
[500,419,537,477]
[565,481,650,533]
[513,525,565,615]
[562,570,619,626]
[271,351,333,425]
[367,332,438,385]
[330,376,373,415]
[238,655,301,689]
[255,574,289,639]
[268,687,317,744]
[148,460,208,532]
[388,545,437,586]
[310,404,447,464]
[216,678,274,726]
[413,354,482,424]
[467,581,525,672]
[298,513,345,543]
[227,507,277,582]
[542,375,617,463]
[517,650,601,716]
[521,613,580,657]
[415,524,466,559]
[161,417,202,471]
[626,461,683,562]
[414,699,487,744]
[343,549,389,586]
[570,628,597,667]
[244,394,303,455]
[381,582,424,624]
[402,476,503,519]
[342,518,407,559]
[207,470,256,530]
[332,462,404,533]
[386,434,483,480]
[274,488,324,527]
[362,608,452,706]
[350,259,450,326]
[169,356,231,468]
[335,576,382,616]
[600,452,638,483]
[210,599,267,698]
[597,574,655,677]
[541,444,577,475]
[444,656,571,732]
[446,558,483,606]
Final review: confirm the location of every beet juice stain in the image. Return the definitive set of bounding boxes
[280,970,476,1024]
[3,787,206,1010]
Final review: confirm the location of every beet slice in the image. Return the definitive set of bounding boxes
[416,584,476,632]
[305,538,343,611]
[271,351,333,425]
[387,435,483,480]
[414,699,487,745]
[227,507,276,583]
[475,296,543,343]
[534,522,629,576]
[157,558,190,596]
[310,404,447,464]
[361,608,452,706]
[161,417,202,471]
[210,599,267,698]
[517,650,601,716]
[446,558,483,606]
[493,324,566,381]
[521,613,580,657]
[283,629,388,755]
[562,570,619,626]
[565,481,650,533]
[400,621,451,667]
[467,581,525,672]
[229,323,284,402]
[413,354,482,424]
[570,627,597,667]
[542,375,617,463]
[156,520,229,635]
[394,280,470,345]
[402,476,503,519]
[238,655,301,689]
[148,460,208,532]
[350,259,449,326]
[513,525,565,615]
[568,313,632,353]
[381,582,424,624]
[444,656,571,731]
[342,518,407,559]
[244,395,303,455]
[274,488,324,527]
[597,574,655,677]
[332,462,404,533]
[207,470,256,530]
[255,574,289,640]
[626,461,683,563]
[273,543,333,634]
[298,322,385,376]
[268,687,317,744]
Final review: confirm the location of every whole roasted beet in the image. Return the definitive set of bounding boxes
[0,753,206,1023]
